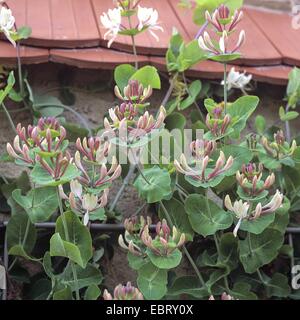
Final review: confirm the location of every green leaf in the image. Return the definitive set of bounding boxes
[147,249,182,269]
[255,115,266,134]
[220,145,253,176]
[26,279,52,300]
[130,66,161,89]
[239,213,275,235]
[229,282,257,300]
[165,112,186,131]
[265,273,291,298]
[185,194,233,237]
[269,197,290,234]
[50,211,93,268]
[127,252,148,271]
[287,67,300,107]
[114,64,136,91]
[281,111,299,121]
[32,94,65,117]
[239,228,284,274]
[179,80,202,110]
[209,53,241,63]
[227,95,260,139]
[6,212,37,259]
[12,187,58,223]
[137,262,168,300]
[84,284,101,300]
[31,163,80,186]
[167,276,208,298]
[133,166,172,203]
[159,198,194,241]
[53,286,73,300]
[218,233,239,271]
[17,26,32,39]
[61,263,103,291]
[0,71,15,105]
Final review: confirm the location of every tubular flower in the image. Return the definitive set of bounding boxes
[174,151,233,183]
[205,5,243,33]
[76,137,110,164]
[261,130,297,160]
[221,67,252,91]
[198,29,245,56]
[114,79,153,105]
[75,151,121,188]
[0,5,16,47]
[7,118,67,166]
[206,106,231,138]
[35,151,72,181]
[61,179,109,226]
[137,5,163,41]
[104,106,166,143]
[225,190,283,237]
[190,139,217,160]
[124,215,152,235]
[141,220,185,257]
[100,7,122,47]
[236,163,275,197]
[103,282,144,300]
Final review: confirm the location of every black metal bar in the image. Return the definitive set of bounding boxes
[0,221,156,232]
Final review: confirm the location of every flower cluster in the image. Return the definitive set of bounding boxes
[198,5,245,57]
[236,163,275,197]
[206,106,231,138]
[141,220,185,256]
[174,139,233,185]
[103,282,144,300]
[104,106,166,144]
[225,190,283,237]
[119,217,185,257]
[7,117,67,166]
[190,139,216,160]
[114,79,153,106]
[59,137,121,225]
[100,1,163,47]
[261,130,297,160]
[0,5,16,47]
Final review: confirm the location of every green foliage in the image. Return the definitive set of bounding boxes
[114,64,161,90]
[133,166,172,203]
[137,262,168,300]
[185,194,233,237]
[12,187,58,223]
[287,67,300,108]
[50,211,93,268]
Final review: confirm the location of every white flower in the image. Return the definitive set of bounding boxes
[100,7,122,48]
[221,67,252,91]
[0,6,16,47]
[225,196,249,237]
[137,5,163,41]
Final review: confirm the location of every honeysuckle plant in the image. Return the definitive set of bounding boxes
[2,0,300,302]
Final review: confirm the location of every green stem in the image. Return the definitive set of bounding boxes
[128,16,138,70]
[56,187,80,300]
[159,200,206,288]
[16,42,25,98]
[223,63,228,114]
[1,103,16,134]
